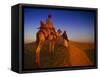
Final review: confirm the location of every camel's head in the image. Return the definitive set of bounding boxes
[57,29,62,35]
[37,21,46,29]
[40,21,45,26]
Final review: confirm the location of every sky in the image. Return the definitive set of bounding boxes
[24,7,95,43]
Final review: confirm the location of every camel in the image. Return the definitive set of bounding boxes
[62,31,69,48]
[35,19,62,66]
[35,15,70,66]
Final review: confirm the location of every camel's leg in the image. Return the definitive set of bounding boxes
[49,41,52,54]
[52,41,55,54]
[64,39,69,48]
[36,41,43,66]
[36,44,40,66]
[63,40,71,66]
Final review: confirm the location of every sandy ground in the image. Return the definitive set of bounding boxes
[24,41,94,69]
[64,42,93,66]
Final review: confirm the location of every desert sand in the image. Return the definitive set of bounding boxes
[24,40,94,69]
[64,41,93,66]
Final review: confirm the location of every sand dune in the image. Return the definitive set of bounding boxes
[64,42,93,66]
[24,41,94,69]
[69,41,94,50]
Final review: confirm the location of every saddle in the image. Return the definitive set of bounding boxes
[39,28,57,40]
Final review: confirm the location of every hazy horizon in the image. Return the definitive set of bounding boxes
[24,7,95,43]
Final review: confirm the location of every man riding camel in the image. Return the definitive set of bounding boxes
[38,14,56,39]
[36,15,62,66]
[46,14,55,31]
